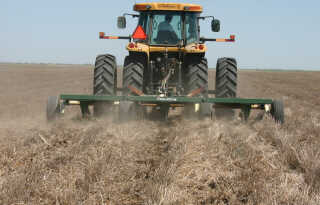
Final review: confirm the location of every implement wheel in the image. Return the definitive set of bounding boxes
[47,96,60,122]
[93,54,117,116]
[215,57,237,119]
[271,100,284,124]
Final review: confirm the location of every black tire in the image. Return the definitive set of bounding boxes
[122,55,144,96]
[184,56,209,117]
[93,54,117,116]
[119,55,145,121]
[271,100,284,124]
[215,57,237,118]
[185,56,208,97]
[47,96,60,122]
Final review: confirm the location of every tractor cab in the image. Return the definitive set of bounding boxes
[109,3,226,97]
[116,3,220,47]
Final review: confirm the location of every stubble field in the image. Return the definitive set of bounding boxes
[0,63,319,205]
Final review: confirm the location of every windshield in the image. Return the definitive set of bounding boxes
[136,11,199,45]
[151,12,182,45]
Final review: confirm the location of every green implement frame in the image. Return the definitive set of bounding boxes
[60,94,273,104]
[45,94,285,123]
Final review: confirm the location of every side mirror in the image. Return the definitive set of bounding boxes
[211,19,220,32]
[117,16,126,29]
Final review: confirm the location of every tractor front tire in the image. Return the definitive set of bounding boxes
[215,57,237,119]
[93,54,117,116]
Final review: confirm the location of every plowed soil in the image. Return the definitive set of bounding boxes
[0,63,320,205]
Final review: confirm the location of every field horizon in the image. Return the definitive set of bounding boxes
[1,62,319,72]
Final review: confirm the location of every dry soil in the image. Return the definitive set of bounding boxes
[0,63,320,205]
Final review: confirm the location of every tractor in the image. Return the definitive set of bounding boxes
[47,3,284,123]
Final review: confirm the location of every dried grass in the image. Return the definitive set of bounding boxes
[0,66,320,204]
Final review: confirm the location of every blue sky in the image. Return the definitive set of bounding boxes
[1,0,320,70]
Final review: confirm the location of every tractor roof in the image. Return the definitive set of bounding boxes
[133,3,202,12]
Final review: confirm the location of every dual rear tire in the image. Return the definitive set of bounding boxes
[184,56,238,119]
[93,54,146,120]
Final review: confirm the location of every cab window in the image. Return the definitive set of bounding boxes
[185,13,199,44]
[151,12,182,45]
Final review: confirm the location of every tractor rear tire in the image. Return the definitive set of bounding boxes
[271,100,284,124]
[93,54,117,116]
[215,57,237,119]
[185,56,208,97]
[122,55,144,95]
[120,55,145,121]
[184,56,209,118]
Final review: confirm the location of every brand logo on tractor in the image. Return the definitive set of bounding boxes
[156,97,177,102]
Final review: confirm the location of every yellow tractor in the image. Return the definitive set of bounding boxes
[47,3,284,123]
[96,3,237,119]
